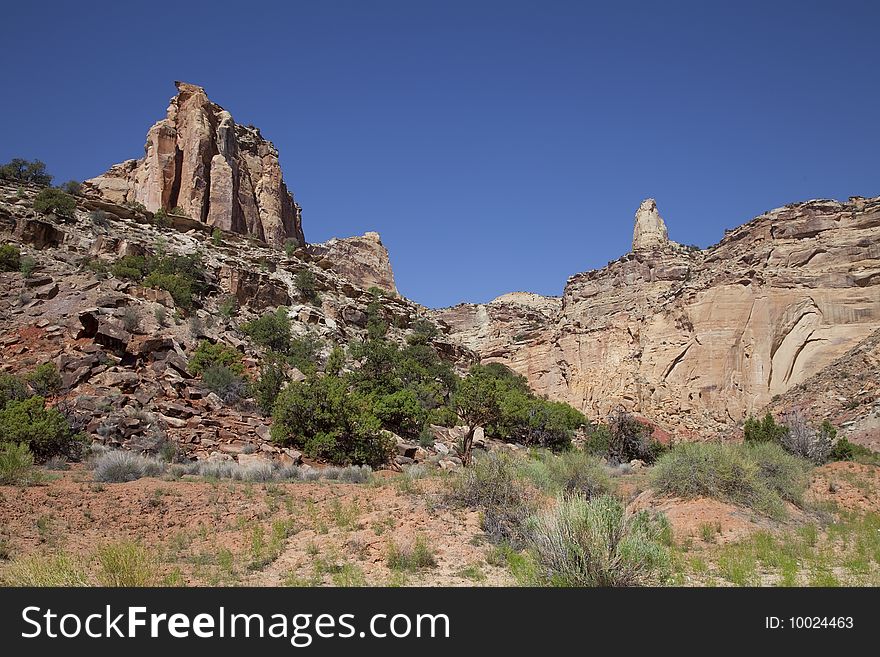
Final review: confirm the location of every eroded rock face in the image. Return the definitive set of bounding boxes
[307,232,398,294]
[436,197,880,437]
[84,82,304,248]
[632,198,671,250]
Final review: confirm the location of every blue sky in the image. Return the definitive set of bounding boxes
[2,1,878,307]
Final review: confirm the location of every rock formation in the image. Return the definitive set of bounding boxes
[632,198,672,250]
[307,232,398,294]
[84,82,304,248]
[436,197,880,441]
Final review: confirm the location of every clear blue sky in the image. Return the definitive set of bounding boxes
[2,1,878,307]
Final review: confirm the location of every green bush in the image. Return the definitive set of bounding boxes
[522,449,612,499]
[294,269,319,304]
[211,228,223,246]
[19,255,36,277]
[445,452,533,545]
[497,393,586,450]
[0,442,39,485]
[374,389,428,439]
[650,442,810,518]
[187,340,244,376]
[33,188,76,218]
[96,542,159,586]
[201,365,249,403]
[271,374,393,467]
[743,412,789,444]
[242,307,292,353]
[829,436,880,464]
[747,441,811,506]
[218,295,239,318]
[253,357,288,415]
[60,180,82,195]
[0,373,28,409]
[0,244,21,272]
[387,535,437,571]
[0,396,86,463]
[0,158,53,186]
[4,553,90,586]
[26,362,62,396]
[110,253,205,309]
[526,494,671,586]
[584,424,612,457]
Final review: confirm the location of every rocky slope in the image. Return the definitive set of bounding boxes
[435,197,880,441]
[0,179,467,465]
[85,82,304,248]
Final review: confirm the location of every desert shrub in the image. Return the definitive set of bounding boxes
[445,452,533,545]
[170,206,187,216]
[218,295,239,318]
[0,373,28,409]
[122,306,141,333]
[252,357,288,415]
[211,228,222,246]
[374,389,428,439]
[746,441,811,505]
[497,394,586,450]
[202,365,249,403]
[25,362,62,396]
[96,541,158,586]
[283,238,298,257]
[743,412,789,444]
[387,535,437,571]
[0,442,39,485]
[829,436,880,464]
[111,253,205,309]
[14,252,36,279]
[93,450,165,483]
[0,158,52,186]
[242,307,292,353]
[288,334,322,373]
[0,244,21,272]
[60,180,82,195]
[605,408,663,464]
[779,413,834,464]
[526,494,671,586]
[18,255,36,277]
[33,188,76,218]
[4,553,89,586]
[523,449,612,499]
[0,396,86,463]
[90,210,110,227]
[650,442,808,517]
[294,269,319,303]
[584,423,612,457]
[143,272,193,308]
[187,340,244,375]
[271,374,393,467]
[426,405,458,427]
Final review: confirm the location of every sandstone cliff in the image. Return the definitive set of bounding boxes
[84,82,304,248]
[435,197,880,440]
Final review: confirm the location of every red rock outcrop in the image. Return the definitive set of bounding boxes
[84,82,304,248]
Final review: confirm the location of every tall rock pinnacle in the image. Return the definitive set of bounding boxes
[632,198,669,251]
[85,82,305,248]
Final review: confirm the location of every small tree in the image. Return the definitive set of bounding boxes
[242,307,292,354]
[33,188,76,218]
[453,367,502,465]
[294,269,319,304]
[743,412,789,444]
[0,158,53,186]
[0,244,22,272]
